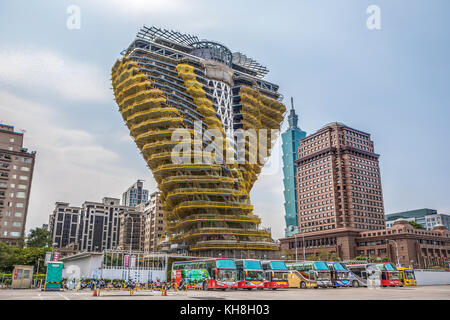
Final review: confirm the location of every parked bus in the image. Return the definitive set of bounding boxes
[171,258,237,290]
[286,261,332,288]
[327,262,350,287]
[347,262,401,287]
[261,260,289,289]
[235,259,265,290]
[397,267,416,286]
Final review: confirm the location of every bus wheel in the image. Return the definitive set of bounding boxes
[202,282,208,291]
[300,282,306,289]
[272,288,277,290]
[221,288,226,291]
[352,280,359,288]
[247,288,252,291]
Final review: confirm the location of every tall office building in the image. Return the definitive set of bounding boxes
[122,179,149,207]
[282,98,306,237]
[0,124,36,245]
[48,202,81,248]
[297,122,385,234]
[111,26,286,258]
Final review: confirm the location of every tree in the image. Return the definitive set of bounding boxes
[25,228,52,248]
[408,221,424,230]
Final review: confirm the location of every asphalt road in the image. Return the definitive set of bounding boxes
[1,285,449,300]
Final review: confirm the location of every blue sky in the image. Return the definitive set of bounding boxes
[0,0,449,240]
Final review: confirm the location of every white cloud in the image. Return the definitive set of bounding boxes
[0,47,111,102]
[0,90,145,232]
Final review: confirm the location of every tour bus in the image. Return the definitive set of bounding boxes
[397,267,417,286]
[286,261,332,288]
[346,262,401,287]
[327,262,350,287]
[235,259,265,290]
[261,260,289,289]
[171,258,237,290]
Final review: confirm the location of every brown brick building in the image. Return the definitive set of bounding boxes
[280,220,450,268]
[279,122,450,268]
[297,122,385,234]
[0,124,36,245]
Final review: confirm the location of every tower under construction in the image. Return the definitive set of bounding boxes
[111,26,286,258]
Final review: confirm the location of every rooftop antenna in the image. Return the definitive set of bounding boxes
[291,97,294,110]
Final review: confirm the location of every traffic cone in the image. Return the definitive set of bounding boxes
[93,289,97,296]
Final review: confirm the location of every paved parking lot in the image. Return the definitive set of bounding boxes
[1,285,449,300]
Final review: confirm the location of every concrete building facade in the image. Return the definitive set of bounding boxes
[0,124,36,245]
[48,202,81,248]
[141,191,165,252]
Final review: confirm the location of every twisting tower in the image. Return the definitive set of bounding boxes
[111,26,286,258]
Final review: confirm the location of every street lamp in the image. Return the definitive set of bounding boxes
[388,239,400,266]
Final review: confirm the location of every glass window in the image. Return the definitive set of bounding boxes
[216,259,236,269]
[313,261,330,270]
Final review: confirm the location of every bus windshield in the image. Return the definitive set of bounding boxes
[272,271,289,281]
[314,262,329,270]
[384,263,397,271]
[244,260,262,270]
[218,269,237,281]
[386,271,399,280]
[270,261,287,270]
[405,270,415,279]
[333,263,348,271]
[246,271,264,281]
[216,259,236,269]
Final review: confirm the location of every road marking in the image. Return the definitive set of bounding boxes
[57,292,70,300]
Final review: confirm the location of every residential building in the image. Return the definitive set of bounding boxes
[282,98,306,237]
[141,191,165,252]
[122,179,149,207]
[296,122,385,234]
[111,26,285,258]
[0,123,36,245]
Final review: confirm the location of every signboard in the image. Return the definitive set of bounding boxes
[124,255,129,268]
[130,255,136,268]
[13,268,19,280]
[53,252,60,262]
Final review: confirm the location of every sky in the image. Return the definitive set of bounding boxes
[0,0,449,241]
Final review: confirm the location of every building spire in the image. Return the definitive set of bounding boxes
[288,97,299,129]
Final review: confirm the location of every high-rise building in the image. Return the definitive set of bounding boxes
[78,197,135,252]
[122,179,149,207]
[296,122,385,233]
[111,26,286,258]
[282,98,306,237]
[118,209,144,251]
[141,191,165,252]
[48,202,81,248]
[0,124,36,245]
